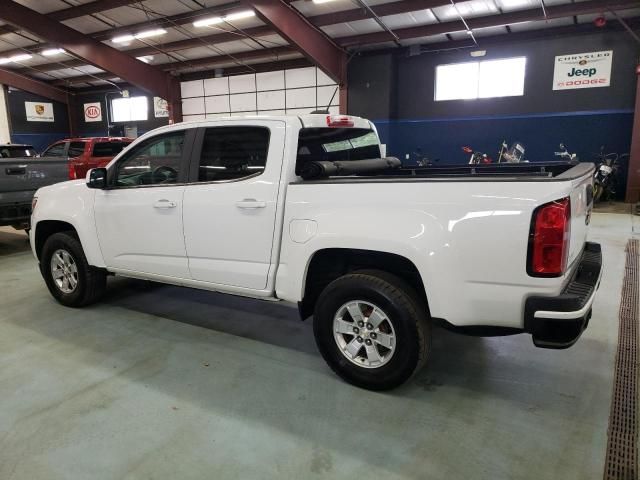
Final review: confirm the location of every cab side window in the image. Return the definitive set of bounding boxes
[113,131,185,187]
[198,127,270,182]
[42,142,67,157]
[68,142,86,158]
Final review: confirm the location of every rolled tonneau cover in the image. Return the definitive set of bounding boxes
[299,157,402,180]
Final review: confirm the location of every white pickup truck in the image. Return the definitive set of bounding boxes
[30,114,602,390]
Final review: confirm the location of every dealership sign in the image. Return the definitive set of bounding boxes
[553,50,612,90]
[154,97,168,118]
[25,101,54,122]
[84,102,102,122]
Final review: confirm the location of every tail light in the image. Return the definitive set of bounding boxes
[326,115,354,128]
[527,197,571,277]
[68,162,77,180]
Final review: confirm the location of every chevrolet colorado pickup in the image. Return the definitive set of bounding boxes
[0,143,67,230]
[30,114,602,390]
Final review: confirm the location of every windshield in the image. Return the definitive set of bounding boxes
[296,128,381,174]
[0,146,36,158]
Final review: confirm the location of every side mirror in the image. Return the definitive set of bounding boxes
[86,168,108,189]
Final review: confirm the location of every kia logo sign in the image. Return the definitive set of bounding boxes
[85,105,100,118]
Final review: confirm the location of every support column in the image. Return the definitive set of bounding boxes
[625,73,640,203]
[0,85,10,143]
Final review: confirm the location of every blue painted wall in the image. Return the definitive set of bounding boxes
[350,29,638,197]
[374,110,633,165]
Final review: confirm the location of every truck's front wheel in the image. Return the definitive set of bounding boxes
[40,232,106,307]
[313,271,430,390]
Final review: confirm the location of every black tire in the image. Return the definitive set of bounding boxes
[593,181,603,203]
[40,231,106,307]
[313,270,431,391]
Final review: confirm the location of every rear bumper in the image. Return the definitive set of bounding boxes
[524,242,602,349]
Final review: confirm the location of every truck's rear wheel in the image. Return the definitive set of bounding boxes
[40,232,106,307]
[313,270,430,390]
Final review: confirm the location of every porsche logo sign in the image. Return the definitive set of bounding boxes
[25,101,54,122]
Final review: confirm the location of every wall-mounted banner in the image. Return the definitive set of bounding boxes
[84,102,102,122]
[553,50,612,90]
[25,101,54,122]
[154,97,168,118]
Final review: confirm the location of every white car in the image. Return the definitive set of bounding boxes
[30,114,602,390]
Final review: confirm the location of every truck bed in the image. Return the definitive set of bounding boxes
[297,161,591,183]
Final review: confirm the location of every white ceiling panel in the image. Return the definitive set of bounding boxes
[496,0,541,11]
[62,16,114,34]
[139,0,197,17]
[15,0,72,14]
[432,0,500,22]
[0,33,40,52]
[382,10,439,29]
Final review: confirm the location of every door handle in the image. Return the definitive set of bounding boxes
[153,199,177,209]
[5,166,26,175]
[236,199,266,209]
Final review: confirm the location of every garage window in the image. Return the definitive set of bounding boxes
[435,57,526,101]
[111,96,148,122]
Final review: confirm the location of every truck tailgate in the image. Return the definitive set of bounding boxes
[566,166,595,269]
[0,159,68,196]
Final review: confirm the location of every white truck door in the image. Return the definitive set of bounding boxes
[94,129,191,278]
[182,121,286,290]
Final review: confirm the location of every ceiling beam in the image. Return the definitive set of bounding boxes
[336,0,639,46]
[50,46,299,86]
[242,0,347,83]
[0,0,182,121]
[0,0,451,60]
[0,0,140,36]
[0,68,69,103]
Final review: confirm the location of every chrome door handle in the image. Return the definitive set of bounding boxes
[236,199,266,209]
[153,199,177,209]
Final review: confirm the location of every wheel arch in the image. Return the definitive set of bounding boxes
[298,248,429,320]
[34,220,78,260]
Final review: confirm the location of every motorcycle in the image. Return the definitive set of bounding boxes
[464,140,526,165]
[497,140,526,163]
[554,143,578,162]
[593,148,629,203]
[463,146,492,164]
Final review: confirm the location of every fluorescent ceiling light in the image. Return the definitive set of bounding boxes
[193,16,224,27]
[112,28,166,43]
[10,54,32,62]
[193,9,255,27]
[42,48,65,56]
[224,10,255,21]
[134,28,167,40]
[0,53,33,64]
[112,34,135,44]
[136,55,154,63]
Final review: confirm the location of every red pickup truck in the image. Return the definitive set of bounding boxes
[41,137,133,179]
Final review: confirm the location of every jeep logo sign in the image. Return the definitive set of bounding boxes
[553,50,612,90]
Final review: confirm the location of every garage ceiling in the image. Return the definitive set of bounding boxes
[0,0,637,89]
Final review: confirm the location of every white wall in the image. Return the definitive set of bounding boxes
[180,67,340,121]
[0,85,11,143]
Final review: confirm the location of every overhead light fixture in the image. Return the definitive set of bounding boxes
[134,28,167,40]
[112,34,135,44]
[193,9,255,27]
[112,28,167,44]
[224,10,255,22]
[42,48,66,56]
[0,53,33,64]
[136,55,154,64]
[470,50,486,57]
[193,16,224,27]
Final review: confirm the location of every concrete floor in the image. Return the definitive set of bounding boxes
[0,211,636,480]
